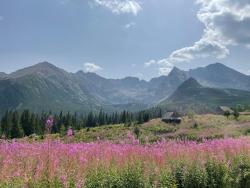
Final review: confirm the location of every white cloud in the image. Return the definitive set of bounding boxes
[136,72,144,79]
[247,69,250,75]
[144,59,174,75]
[159,67,173,76]
[124,22,136,29]
[93,0,142,15]
[146,0,250,74]
[196,0,250,47]
[84,62,103,73]
[165,37,229,64]
[157,59,174,75]
[144,60,157,67]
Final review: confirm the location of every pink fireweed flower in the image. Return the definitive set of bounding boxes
[60,175,68,188]
[45,116,54,134]
[67,127,74,137]
[0,137,250,186]
[127,131,134,140]
[127,131,139,145]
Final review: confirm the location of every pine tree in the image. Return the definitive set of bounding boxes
[233,110,240,120]
[65,112,72,128]
[137,112,144,124]
[86,112,96,127]
[11,111,24,138]
[72,112,78,129]
[98,110,105,126]
[1,111,13,138]
[143,112,150,123]
[40,111,48,134]
[21,110,32,136]
[34,114,42,135]
[121,111,127,123]
[60,124,66,137]
[52,114,59,133]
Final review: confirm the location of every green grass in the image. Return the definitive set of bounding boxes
[36,114,250,143]
[3,158,250,188]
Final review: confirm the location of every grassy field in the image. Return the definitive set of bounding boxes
[44,114,250,143]
[2,114,250,187]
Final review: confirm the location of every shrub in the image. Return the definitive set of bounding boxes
[120,164,144,188]
[174,164,187,188]
[244,129,250,136]
[224,111,231,119]
[85,167,122,188]
[159,169,177,188]
[233,110,240,120]
[185,164,207,188]
[133,126,141,139]
[205,160,230,188]
[193,122,199,129]
[231,156,250,188]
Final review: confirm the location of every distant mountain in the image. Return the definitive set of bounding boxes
[0,72,7,78]
[75,71,150,104]
[0,62,250,115]
[75,66,189,105]
[0,62,152,115]
[189,63,250,91]
[9,62,68,78]
[150,67,189,102]
[0,62,105,115]
[160,78,250,113]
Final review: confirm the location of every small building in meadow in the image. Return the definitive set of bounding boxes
[162,112,182,124]
[219,106,234,115]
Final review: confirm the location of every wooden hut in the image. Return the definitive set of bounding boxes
[162,112,182,124]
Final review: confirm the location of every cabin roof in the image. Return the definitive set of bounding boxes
[219,106,234,113]
[162,112,181,119]
[162,112,174,119]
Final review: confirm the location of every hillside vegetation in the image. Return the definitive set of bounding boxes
[29,114,250,143]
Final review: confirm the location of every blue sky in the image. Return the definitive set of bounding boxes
[0,0,250,80]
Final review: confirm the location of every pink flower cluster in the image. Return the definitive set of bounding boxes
[45,116,54,133]
[67,128,73,137]
[0,137,249,185]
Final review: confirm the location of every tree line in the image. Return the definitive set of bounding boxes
[0,108,162,139]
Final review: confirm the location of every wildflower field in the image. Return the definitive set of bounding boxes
[0,136,250,188]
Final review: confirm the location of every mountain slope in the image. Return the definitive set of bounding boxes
[9,62,68,78]
[76,66,188,105]
[0,63,105,115]
[3,62,249,106]
[189,63,250,90]
[0,62,250,115]
[160,78,250,113]
[0,62,151,115]
[75,71,150,104]
[0,75,104,115]
[0,72,7,78]
[150,67,189,101]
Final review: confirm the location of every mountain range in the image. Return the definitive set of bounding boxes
[0,62,250,115]
[160,78,250,113]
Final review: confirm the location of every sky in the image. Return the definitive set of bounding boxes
[0,0,250,80]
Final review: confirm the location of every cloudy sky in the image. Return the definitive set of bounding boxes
[0,0,250,80]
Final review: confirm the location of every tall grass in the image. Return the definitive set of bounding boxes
[0,137,250,187]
